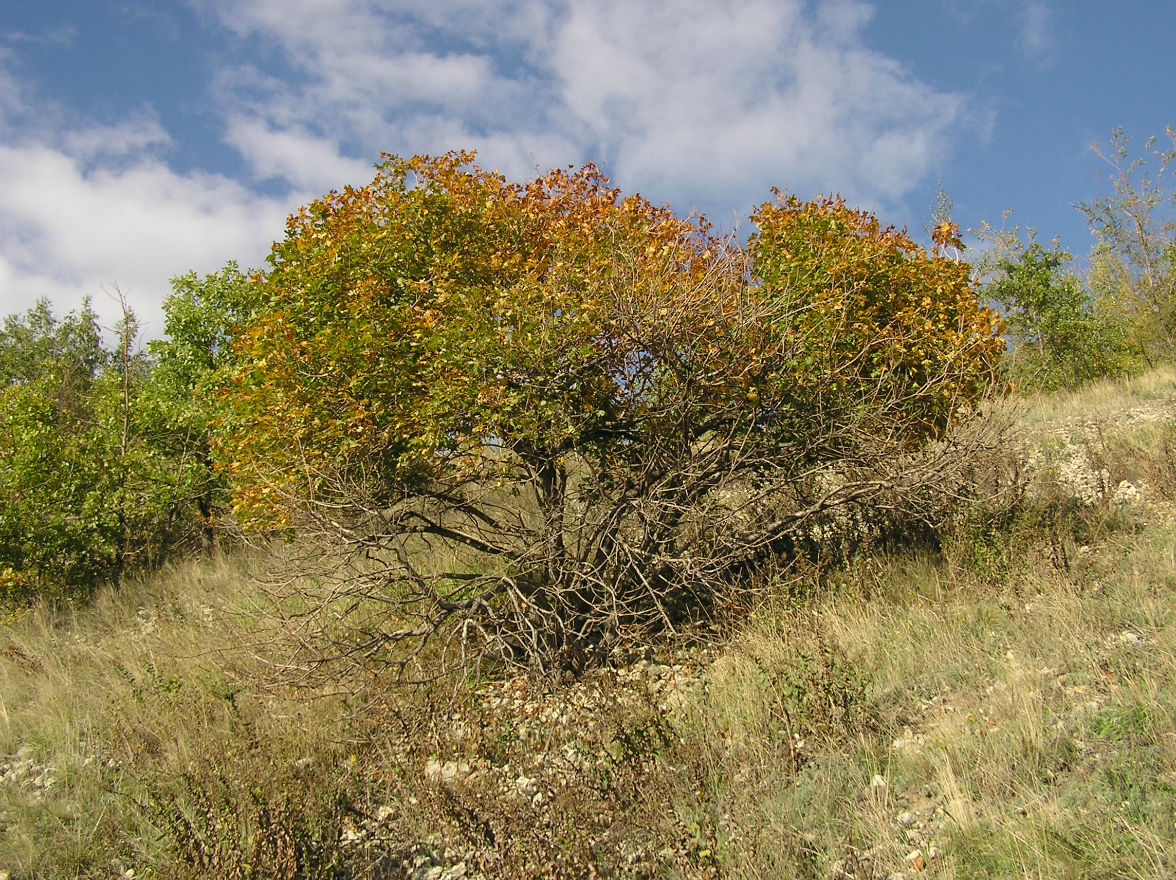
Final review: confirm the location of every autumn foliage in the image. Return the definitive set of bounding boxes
[750,195,1001,439]
[217,153,1004,675]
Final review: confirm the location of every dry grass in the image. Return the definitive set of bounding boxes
[632,366,1176,879]
[1014,363,1176,428]
[2,367,1174,879]
[0,550,361,878]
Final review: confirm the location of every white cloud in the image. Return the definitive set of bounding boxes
[944,0,1057,64]
[200,0,964,224]
[1014,1,1056,60]
[542,0,961,218]
[0,48,42,134]
[62,110,173,162]
[0,141,292,337]
[225,116,375,191]
[0,49,291,336]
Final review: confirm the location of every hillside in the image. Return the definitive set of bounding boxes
[2,368,1175,879]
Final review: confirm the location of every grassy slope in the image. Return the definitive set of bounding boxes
[1,368,1174,879]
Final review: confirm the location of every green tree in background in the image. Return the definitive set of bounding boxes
[982,234,1128,389]
[1080,126,1176,363]
[146,262,258,548]
[0,268,256,605]
[0,297,105,385]
[0,299,119,601]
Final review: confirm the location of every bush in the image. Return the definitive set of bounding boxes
[216,153,1005,677]
[1081,127,1176,364]
[0,287,245,603]
[0,299,133,597]
[148,762,352,880]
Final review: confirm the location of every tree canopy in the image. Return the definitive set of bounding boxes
[0,275,251,605]
[213,152,1004,676]
[981,236,1128,390]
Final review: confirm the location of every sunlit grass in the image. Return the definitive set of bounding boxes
[2,367,1175,878]
[1016,362,1176,428]
[0,550,358,876]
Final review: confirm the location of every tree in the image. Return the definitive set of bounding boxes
[0,284,246,605]
[981,233,1127,389]
[0,296,105,390]
[146,262,259,547]
[0,299,118,600]
[923,181,963,263]
[216,153,1004,678]
[1079,126,1176,362]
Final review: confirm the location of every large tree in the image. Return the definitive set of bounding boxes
[217,153,1005,677]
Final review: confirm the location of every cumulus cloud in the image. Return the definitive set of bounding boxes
[0,47,292,335]
[0,140,292,335]
[225,115,375,191]
[62,110,174,162]
[544,0,961,217]
[0,56,289,333]
[199,0,963,225]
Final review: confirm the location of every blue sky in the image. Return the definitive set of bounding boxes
[1,0,1172,338]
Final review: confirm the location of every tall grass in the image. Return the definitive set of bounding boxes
[1,367,1174,878]
[0,551,360,877]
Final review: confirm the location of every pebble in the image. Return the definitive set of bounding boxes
[892,727,925,750]
[515,775,538,798]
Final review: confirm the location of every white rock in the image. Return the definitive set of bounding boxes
[892,727,925,750]
[515,775,538,798]
[1112,480,1140,506]
[424,758,469,784]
